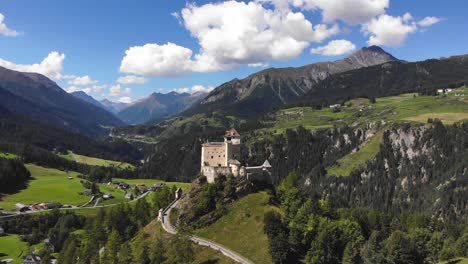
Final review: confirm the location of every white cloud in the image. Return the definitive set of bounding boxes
[0,51,72,80]
[182,1,339,72]
[269,0,389,25]
[418,16,442,27]
[248,62,269,68]
[68,75,98,86]
[0,13,20,37]
[109,84,131,97]
[362,14,417,47]
[120,42,194,77]
[362,13,440,47]
[118,97,133,104]
[91,84,107,92]
[117,75,147,84]
[120,1,339,77]
[311,39,356,55]
[174,85,214,94]
[65,86,91,94]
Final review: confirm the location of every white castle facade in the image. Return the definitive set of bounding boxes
[201,128,272,183]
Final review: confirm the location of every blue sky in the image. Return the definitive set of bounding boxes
[0,0,467,103]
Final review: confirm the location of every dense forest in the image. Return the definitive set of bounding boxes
[0,157,31,192]
[242,121,468,222]
[263,172,467,264]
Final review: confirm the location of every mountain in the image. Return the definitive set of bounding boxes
[188,46,398,115]
[0,66,125,137]
[302,54,468,105]
[100,99,130,114]
[71,91,108,110]
[117,91,208,125]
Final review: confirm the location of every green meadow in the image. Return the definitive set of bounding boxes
[0,235,28,264]
[266,87,468,134]
[59,151,134,170]
[0,164,88,211]
[327,129,385,177]
[0,153,17,159]
[195,192,281,264]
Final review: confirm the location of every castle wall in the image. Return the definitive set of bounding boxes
[201,166,232,183]
[201,143,228,167]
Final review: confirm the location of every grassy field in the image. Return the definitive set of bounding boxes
[113,178,191,190]
[142,220,237,264]
[0,235,28,264]
[195,192,280,264]
[0,153,17,159]
[327,129,385,177]
[265,87,468,134]
[59,151,134,170]
[0,164,88,211]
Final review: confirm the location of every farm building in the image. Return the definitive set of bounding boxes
[0,227,5,236]
[22,253,41,264]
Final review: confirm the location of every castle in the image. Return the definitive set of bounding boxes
[201,128,272,183]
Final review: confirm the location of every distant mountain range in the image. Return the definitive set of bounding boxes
[187,46,398,115]
[100,99,130,114]
[0,66,124,137]
[117,91,208,124]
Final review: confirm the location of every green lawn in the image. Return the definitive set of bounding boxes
[195,192,280,264]
[0,235,28,264]
[0,153,17,159]
[59,151,134,170]
[327,129,385,177]
[0,164,89,211]
[405,112,468,124]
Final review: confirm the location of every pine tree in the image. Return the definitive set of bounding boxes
[102,229,121,264]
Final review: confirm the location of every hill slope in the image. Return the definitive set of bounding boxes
[302,55,468,105]
[0,66,124,136]
[188,46,397,115]
[71,91,108,111]
[118,91,207,124]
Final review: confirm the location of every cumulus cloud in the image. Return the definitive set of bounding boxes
[174,85,214,94]
[418,16,442,27]
[117,75,147,84]
[0,13,20,37]
[65,86,91,94]
[120,42,194,77]
[362,14,417,47]
[266,0,389,25]
[311,39,356,55]
[91,84,107,92]
[109,84,131,97]
[120,1,339,77]
[0,51,72,80]
[68,75,98,86]
[118,97,133,104]
[362,13,440,47]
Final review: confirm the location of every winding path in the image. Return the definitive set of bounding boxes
[160,198,254,264]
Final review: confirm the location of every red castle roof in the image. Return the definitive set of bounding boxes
[224,128,240,137]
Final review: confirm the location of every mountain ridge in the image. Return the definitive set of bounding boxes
[187,46,398,115]
[0,66,124,137]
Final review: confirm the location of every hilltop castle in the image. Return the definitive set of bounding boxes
[201,128,272,183]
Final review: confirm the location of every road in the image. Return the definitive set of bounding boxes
[160,199,254,264]
[0,191,151,219]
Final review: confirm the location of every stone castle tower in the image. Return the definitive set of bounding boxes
[200,128,272,183]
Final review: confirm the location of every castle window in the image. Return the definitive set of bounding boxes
[211,156,213,159]
[219,155,221,158]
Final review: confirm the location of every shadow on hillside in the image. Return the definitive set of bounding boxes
[0,176,36,197]
[200,260,222,264]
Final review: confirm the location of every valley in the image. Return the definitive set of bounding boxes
[0,45,467,264]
